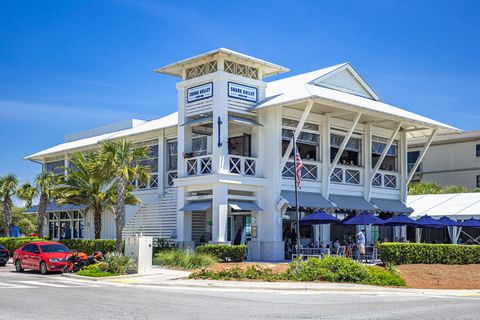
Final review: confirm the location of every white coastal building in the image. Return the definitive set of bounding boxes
[25,48,459,260]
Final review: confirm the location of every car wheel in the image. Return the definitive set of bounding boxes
[15,259,24,272]
[40,261,48,275]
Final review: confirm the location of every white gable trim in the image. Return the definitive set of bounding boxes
[310,64,381,101]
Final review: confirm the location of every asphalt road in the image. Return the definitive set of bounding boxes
[1,262,480,320]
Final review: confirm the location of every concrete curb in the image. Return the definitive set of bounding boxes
[61,272,147,281]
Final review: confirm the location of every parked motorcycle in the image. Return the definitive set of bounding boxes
[63,251,103,273]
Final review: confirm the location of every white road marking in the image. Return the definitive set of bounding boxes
[0,282,35,289]
[14,280,73,287]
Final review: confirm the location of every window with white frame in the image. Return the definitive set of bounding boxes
[48,211,84,240]
[166,140,178,187]
[330,132,362,166]
[45,159,65,175]
[134,140,159,190]
[192,135,208,157]
[372,135,398,172]
[281,118,320,161]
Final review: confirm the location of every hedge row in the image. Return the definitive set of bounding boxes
[0,237,118,257]
[196,244,246,262]
[378,243,480,265]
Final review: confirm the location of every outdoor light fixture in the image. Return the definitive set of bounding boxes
[217,116,222,147]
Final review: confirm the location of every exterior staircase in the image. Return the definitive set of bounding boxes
[122,188,177,239]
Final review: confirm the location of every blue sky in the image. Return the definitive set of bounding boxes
[1,0,479,183]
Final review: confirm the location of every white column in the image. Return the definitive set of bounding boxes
[211,78,229,174]
[210,184,229,244]
[364,123,372,200]
[157,131,165,197]
[400,130,408,203]
[176,187,192,246]
[322,116,331,196]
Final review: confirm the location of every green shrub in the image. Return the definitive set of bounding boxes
[153,250,216,270]
[152,238,176,254]
[0,237,46,256]
[191,257,406,287]
[191,265,285,282]
[0,237,120,257]
[196,244,246,262]
[364,266,406,287]
[99,252,136,274]
[77,264,116,277]
[59,239,118,254]
[287,256,368,283]
[378,243,480,265]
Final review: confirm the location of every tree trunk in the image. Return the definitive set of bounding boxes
[2,198,12,237]
[37,193,48,238]
[93,205,102,240]
[115,176,126,253]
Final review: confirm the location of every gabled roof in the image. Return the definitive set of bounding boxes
[256,64,460,135]
[25,112,178,161]
[155,48,289,78]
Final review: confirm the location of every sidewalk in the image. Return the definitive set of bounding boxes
[100,266,480,298]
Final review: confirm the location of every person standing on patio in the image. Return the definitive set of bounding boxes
[356,228,366,262]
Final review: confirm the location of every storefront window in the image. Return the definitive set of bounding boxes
[192,135,208,156]
[372,135,398,171]
[330,133,362,166]
[281,127,319,161]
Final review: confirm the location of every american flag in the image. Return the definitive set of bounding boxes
[294,143,304,190]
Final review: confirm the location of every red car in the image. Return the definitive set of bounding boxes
[13,242,71,274]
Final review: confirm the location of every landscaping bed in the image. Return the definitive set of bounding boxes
[397,264,480,289]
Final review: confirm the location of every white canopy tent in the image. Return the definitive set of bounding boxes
[407,193,480,244]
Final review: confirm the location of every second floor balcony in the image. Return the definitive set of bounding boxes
[185,154,258,177]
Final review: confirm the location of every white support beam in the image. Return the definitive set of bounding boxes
[323,111,353,117]
[280,100,314,170]
[370,122,403,181]
[407,128,438,184]
[328,112,362,177]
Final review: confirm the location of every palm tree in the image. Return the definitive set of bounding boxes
[0,175,33,236]
[19,172,60,237]
[98,140,150,252]
[56,151,115,239]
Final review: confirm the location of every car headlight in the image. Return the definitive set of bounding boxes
[49,258,62,262]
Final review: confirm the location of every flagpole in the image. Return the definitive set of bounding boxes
[293,136,300,255]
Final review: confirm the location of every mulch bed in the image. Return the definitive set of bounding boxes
[206,262,289,274]
[397,264,480,289]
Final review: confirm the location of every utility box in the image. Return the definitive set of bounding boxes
[125,236,153,275]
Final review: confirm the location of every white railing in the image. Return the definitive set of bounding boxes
[131,173,159,190]
[228,155,257,176]
[372,171,399,189]
[282,160,320,181]
[166,170,177,186]
[186,155,212,176]
[330,165,362,185]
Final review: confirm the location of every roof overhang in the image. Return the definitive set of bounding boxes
[155,48,289,78]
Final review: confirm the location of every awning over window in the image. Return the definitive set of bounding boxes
[24,203,87,214]
[329,195,376,211]
[179,200,212,211]
[370,198,413,214]
[228,115,263,127]
[228,201,264,212]
[281,190,335,209]
[181,116,213,127]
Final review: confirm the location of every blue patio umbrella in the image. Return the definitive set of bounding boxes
[300,210,340,225]
[439,216,460,227]
[343,211,384,226]
[382,214,418,226]
[460,218,480,228]
[415,215,443,228]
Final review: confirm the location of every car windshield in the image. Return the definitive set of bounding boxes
[40,244,69,253]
